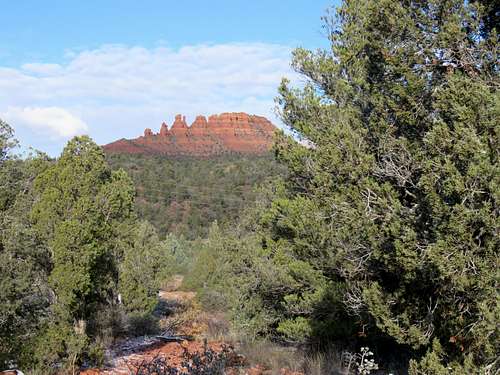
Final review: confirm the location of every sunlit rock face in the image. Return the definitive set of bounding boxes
[103,112,277,156]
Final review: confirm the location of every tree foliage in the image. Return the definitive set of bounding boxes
[0,121,52,368]
[27,136,139,368]
[0,132,175,371]
[258,0,498,371]
[186,0,499,372]
[119,221,182,315]
[32,137,136,322]
[106,153,285,239]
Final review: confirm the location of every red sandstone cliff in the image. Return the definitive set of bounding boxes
[103,112,277,156]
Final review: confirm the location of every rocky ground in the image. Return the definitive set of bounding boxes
[81,276,302,375]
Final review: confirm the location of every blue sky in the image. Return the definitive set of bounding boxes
[0,1,337,155]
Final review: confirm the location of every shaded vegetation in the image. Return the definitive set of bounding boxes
[106,153,285,239]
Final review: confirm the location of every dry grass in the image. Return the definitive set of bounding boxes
[160,274,185,292]
[237,340,304,374]
[234,340,350,375]
[302,349,345,375]
[159,298,208,336]
[205,311,231,340]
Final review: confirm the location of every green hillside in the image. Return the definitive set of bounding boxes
[106,153,286,239]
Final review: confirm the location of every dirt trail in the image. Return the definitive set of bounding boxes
[81,275,304,375]
[159,274,196,305]
[81,275,227,374]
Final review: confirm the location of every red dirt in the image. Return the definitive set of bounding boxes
[80,275,304,375]
[80,340,229,375]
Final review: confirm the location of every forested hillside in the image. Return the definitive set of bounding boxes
[106,153,285,239]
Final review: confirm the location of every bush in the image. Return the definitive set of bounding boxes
[127,313,160,337]
[185,0,499,371]
[230,0,498,370]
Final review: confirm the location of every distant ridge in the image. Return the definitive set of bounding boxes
[103,112,277,156]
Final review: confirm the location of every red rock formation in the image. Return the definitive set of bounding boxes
[170,114,189,136]
[103,112,277,157]
[159,122,169,136]
[192,115,208,128]
[190,115,209,136]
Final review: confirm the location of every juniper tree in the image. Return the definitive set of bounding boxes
[119,221,172,315]
[257,0,498,371]
[0,121,52,369]
[31,136,136,367]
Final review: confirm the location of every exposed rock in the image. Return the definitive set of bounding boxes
[170,114,189,134]
[159,122,169,136]
[190,115,209,136]
[191,115,208,128]
[103,112,277,156]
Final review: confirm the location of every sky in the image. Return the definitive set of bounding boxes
[0,1,337,156]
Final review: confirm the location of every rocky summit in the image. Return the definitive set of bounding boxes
[103,112,277,156]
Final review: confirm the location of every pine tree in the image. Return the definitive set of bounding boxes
[258,0,498,371]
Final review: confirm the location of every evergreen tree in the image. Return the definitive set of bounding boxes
[1,126,197,370]
[31,136,136,367]
[0,121,52,369]
[252,0,498,371]
[106,153,285,239]
[119,221,170,315]
[0,119,20,211]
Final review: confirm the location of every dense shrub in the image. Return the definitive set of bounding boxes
[186,1,499,372]
[263,0,497,372]
[0,130,181,370]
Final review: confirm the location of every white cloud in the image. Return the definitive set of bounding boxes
[0,42,297,155]
[21,63,63,75]
[2,106,88,139]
